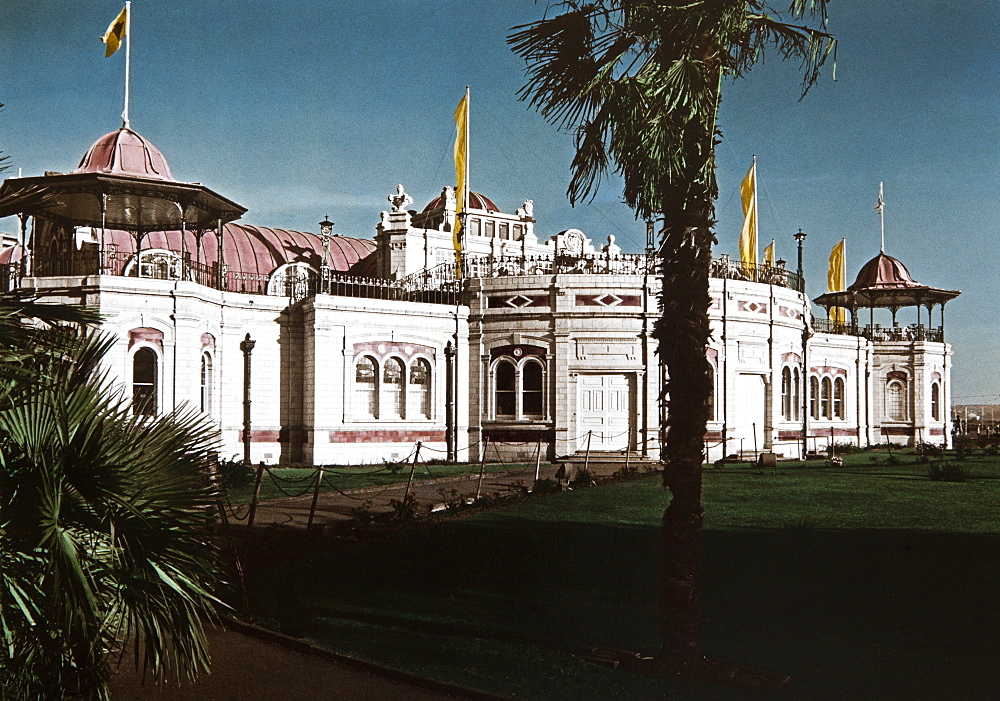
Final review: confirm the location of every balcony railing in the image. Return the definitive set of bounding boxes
[405,253,805,293]
[813,320,944,343]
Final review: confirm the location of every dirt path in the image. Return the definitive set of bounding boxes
[110,620,499,700]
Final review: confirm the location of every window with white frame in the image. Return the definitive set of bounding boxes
[781,367,792,419]
[132,347,158,416]
[495,361,516,417]
[706,363,716,420]
[200,352,213,415]
[355,356,379,419]
[821,377,833,419]
[886,380,907,421]
[382,357,405,419]
[409,358,432,419]
[834,377,846,420]
[931,382,941,421]
[810,376,820,420]
[492,356,547,420]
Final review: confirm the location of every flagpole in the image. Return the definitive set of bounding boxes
[463,85,470,252]
[878,182,885,253]
[123,1,131,129]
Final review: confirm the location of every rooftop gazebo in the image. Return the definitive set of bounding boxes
[814,251,960,342]
[0,127,246,283]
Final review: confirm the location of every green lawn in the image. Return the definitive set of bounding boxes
[224,461,544,505]
[243,453,1000,699]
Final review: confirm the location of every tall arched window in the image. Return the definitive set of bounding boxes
[355,356,378,419]
[200,352,213,415]
[495,361,516,417]
[383,357,405,419]
[706,364,716,420]
[931,382,941,421]
[522,361,544,418]
[834,377,846,420]
[793,368,801,420]
[132,347,158,416]
[810,376,820,420]
[781,367,792,419]
[886,380,907,421]
[821,377,833,419]
[409,358,432,420]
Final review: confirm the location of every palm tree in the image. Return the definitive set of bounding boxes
[0,293,223,699]
[510,1,835,675]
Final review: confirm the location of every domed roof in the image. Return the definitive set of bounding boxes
[423,191,499,213]
[101,224,375,279]
[74,128,174,181]
[848,252,921,291]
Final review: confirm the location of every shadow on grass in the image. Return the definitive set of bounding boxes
[242,514,1000,700]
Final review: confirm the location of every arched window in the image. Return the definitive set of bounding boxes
[200,352,213,415]
[495,361,516,417]
[931,382,941,421]
[792,368,801,420]
[383,357,405,419]
[355,356,378,419]
[886,380,907,421]
[821,377,833,419]
[810,376,820,420]
[706,364,716,420]
[781,367,792,419]
[522,361,543,418]
[833,377,846,420]
[409,358,432,420]
[132,347,158,416]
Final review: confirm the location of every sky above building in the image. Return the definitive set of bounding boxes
[1,1,997,402]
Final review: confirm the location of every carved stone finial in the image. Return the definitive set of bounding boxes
[388,184,413,213]
[516,199,534,219]
[442,186,457,211]
[602,234,621,256]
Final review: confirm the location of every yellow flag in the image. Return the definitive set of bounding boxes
[763,239,775,267]
[738,161,757,266]
[828,238,846,324]
[453,92,469,277]
[100,5,128,58]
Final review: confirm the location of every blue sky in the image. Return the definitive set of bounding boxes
[1,1,997,401]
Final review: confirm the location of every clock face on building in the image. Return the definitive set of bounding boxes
[563,231,584,255]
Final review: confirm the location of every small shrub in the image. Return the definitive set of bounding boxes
[832,441,864,455]
[350,499,376,524]
[571,467,595,487]
[532,478,560,494]
[219,459,254,490]
[389,493,420,521]
[928,462,967,482]
[885,453,902,466]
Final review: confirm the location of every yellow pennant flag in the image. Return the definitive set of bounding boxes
[738,161,757,267]
[453,92,469,278]
[763,239,775,267]
[828,238,847,324]
[100,5,128,58]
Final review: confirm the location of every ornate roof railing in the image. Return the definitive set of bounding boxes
[812,319,944,343]
[404,252,804,293]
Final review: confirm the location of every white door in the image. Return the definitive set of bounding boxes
[734,374,766,456]
[578,374,632,451]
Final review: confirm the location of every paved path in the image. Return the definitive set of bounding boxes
[234,462,571,532]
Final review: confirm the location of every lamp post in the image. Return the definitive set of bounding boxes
[240,334,256,465]
[319,215,333,294]
[445,341,456,462]
[794,229,808,459]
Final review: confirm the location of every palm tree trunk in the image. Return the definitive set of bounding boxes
[654,201,715,664]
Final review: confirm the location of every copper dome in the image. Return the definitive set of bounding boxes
[423,191,499,213]
[74,128,175,181]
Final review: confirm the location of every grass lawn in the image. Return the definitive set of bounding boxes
[224,461,545,505]
[243,453,1000,699]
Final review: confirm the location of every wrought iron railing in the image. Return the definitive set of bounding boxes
[708,258,805,293]
[812,320,944,343]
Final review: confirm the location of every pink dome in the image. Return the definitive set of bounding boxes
[74,128,174,181]
[848,252,921,291]
[423,191,499,213]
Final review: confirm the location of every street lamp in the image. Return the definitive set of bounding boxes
[240,333,256,465]
[794,228,807,278]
